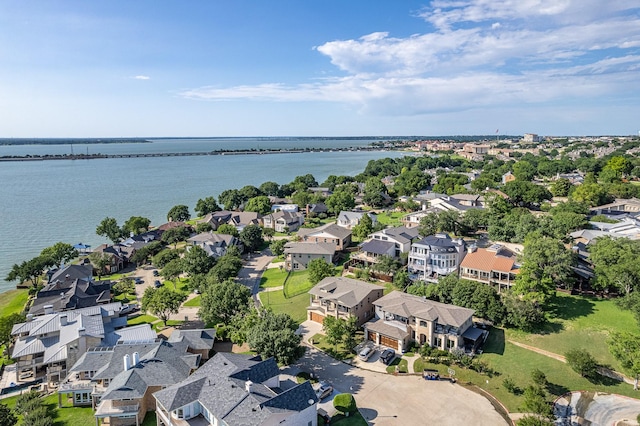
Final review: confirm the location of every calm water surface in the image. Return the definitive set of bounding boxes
[0,139,406,294]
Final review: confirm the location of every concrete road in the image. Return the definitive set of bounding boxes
[236,249,275,306]
[286,347,508,426]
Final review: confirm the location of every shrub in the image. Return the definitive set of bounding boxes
[419,345,433,357]
[502,377,518,394]
[531,368,548,387]
[565,348,598,378]
[333,393,357,415]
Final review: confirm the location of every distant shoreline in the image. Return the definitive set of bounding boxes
[0,146,397,162]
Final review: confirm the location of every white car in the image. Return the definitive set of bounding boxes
[358,346,375,361]
[315,382,333,400]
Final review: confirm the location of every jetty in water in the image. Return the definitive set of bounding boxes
[0,146,393,162]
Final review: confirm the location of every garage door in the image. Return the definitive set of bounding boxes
[380,335,398,350]
[368,332,377,342]
[310,312,325,324]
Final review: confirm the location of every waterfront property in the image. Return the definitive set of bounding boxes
[187,232,243,257]
[336,210,377,229]
[153,352,317,426]
[29,272,111,316]
[11,303,155,386]
[363,291,481,353]
[307,276,384,326]
[407,234,466,282]
[349,225,419,269]
[262,210,305,233]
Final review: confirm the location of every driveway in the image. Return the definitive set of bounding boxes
[236,248,275,306]
[286,347,508,426]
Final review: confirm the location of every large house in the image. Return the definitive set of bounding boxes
[459,244,519,292]
[307,277,385,326]
[407,234,466,282]
[591,198,640,215]
[11,303,155,385]
[187,232,243,257]
[297,223,352,251]
[284,242,336,271]
[262,210,304,233]
[29,274,111,316]
[336,211,377,229]
[350,226,419,268]
[60,338,207,426]
[198,211,261,231]
[154,352,317,426]
[363,291,481,353]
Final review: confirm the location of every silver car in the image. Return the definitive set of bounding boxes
[315,382,333,400]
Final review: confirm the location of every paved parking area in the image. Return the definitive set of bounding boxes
[286,347,508,426]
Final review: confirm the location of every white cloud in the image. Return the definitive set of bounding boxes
[133,75,150,80]
[179,1,640,118]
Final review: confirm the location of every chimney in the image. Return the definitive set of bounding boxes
[78,327,85,336]
[60,314,68,326]
[467,244,477,254]
[26,314,33,322]
[44,305,54,315]
[123,354,131,371]
[245,380,254,393]
[132,352,140,366]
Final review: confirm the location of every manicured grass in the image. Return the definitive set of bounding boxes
[259,290,309,324]
[260,267,288,288]
[0,288,29,315]
[508,293,639,371]
[385,357,408,373]
[183,295,201,307]
[311,333,356,360]
[3,393,95,426]
[468,325,640,412]
[331,412,368,426]
[127,314,159,326]
[284,270,313,297]
[376,211,404,227]
[153,320,183,331]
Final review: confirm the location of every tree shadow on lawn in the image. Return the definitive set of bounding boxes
[547,382,571,397]
[483,327,505,355]
[547,294,595,322]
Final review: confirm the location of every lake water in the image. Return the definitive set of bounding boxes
[0,138,406,294]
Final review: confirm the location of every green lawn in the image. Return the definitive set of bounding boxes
[127,314,159,326]
[311,333,356,360]
[385,357,408,373]
[183,295,201,307]
[507,293,639,371]
[153,320,183,331]
[0,288,29,315]
[462,325,640,412]
[376,211,404,227]
[260,267,288,288]
[259,290,309,324]
[284,270,313,297]
[331,412,369,426]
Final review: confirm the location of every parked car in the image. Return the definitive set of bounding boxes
[120,303,139,315]
[358,346,375,361]
[134,277,144,285]
[153,270,160,277]
[315,382,333,400]
[154,280,163,288]
[379,348,396,365]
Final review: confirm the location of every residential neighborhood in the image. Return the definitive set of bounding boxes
[4,135,640,426]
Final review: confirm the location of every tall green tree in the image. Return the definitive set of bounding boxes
[239,185,263,201]
[217,223,239,237]
[259,181,280,196]
[208,253,243,283]
[195,196,221,217]
[352,213,373,240]
[512,160,536,181]
[607,331,640,390]
[122,216,151,235]
[362,178,387,207]
[269,239,287,257]
[141,286,187,326]
[308,258,336,285]
[513,233,575,303]
[0,402,17,426]
[198,279,251,325]
[183,245,215,275]
[325,191,356,215]
[218,189,243,210]
[167,204,190,222]
[589,236,640,295]
[394,169,431,195]
[239,224,263,252]
[40,242,78,266]
[244,196,272,215]
[89,252,112,279]
[246,309,301,365]
[161,258,185,288]
[323,315,345,348]
[161,226,191,248]
[0,313,26,349]
[96,217,124,243]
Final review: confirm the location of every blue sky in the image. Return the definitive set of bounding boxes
[1,0,639,137]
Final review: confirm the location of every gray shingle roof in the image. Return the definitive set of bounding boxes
[297,222,351,241]
[374,291,474,328]
[360,239,395,255]
[167,328,216,350]
[309,277,384,308]
[154,353,316,426]
[284,242,335,255]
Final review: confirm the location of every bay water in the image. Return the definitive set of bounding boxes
[0,138,406,294]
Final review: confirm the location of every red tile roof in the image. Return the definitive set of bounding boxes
[460,248,518,274]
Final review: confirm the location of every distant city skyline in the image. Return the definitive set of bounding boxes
[1,1,639,137]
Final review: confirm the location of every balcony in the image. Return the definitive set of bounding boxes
[95,400,140,417]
